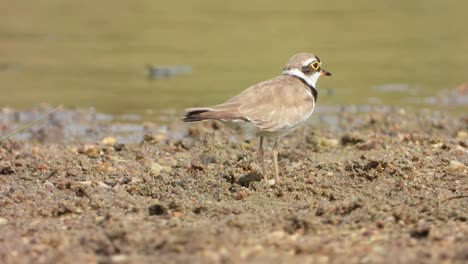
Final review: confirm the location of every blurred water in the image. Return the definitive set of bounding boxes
[0,0,467,116]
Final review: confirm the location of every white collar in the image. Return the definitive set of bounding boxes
[282,68,320,88]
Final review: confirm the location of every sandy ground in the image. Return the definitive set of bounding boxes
[0,107,467,263]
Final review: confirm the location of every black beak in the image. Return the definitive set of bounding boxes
[320,69,332,76]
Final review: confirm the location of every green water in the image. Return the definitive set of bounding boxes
[1,0,467,116]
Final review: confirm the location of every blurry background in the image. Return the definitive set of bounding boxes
[0,0,467,117]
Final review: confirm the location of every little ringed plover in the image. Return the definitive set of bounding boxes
[183,52,332,182]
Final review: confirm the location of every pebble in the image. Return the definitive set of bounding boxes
[101,136,116,146]
[268,230,286,240]
[448,160,465,172]
[321,138,339,147]
[234,190,249,200]
[110,255,128,263]
[79,181,93,186]
[44,181,55,191]
[0,217,8,225]
[456,130,467,140]
[79,144,100,156]
[151,163,172,176]
[97,181,110,189]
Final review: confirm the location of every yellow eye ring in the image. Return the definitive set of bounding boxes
[310,61,320,71]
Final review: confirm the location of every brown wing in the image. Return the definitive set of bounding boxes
[223,76,315,132]
[184,75,315,129]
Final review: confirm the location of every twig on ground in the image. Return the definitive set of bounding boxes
[0,105,63,142]
[442,195,468,203]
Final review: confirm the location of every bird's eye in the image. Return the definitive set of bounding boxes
[310,61,320,71]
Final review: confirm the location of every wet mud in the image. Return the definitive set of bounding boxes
[0,107,467,263]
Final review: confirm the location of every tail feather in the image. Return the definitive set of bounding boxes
[182,108,213,122]
[182,107,244,122]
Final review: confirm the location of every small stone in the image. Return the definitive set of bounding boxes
[36,164,48,171]
[101,137,116,146]
[456,130,467,140]
[410,220,430,239]
[68,146,79,154]
[154,134,165,142]
[130,177,142,184]
[448,160,465,172]
[357,140,380,150]
[341,133,365,146]
[188,127,200,137]
[171,211,183,218]
[149,204,167,216]
[95,216,105,223]
[190,162,205,171]
[113,143,125,151]
[78,144,100,157]
[268,179,276,186]
[321,138,339,148]
[268,230,286,240]
[234,190,249,200]
[150,162,172,176]
[0,217,8,225]
[376,220,385,228]
[143,133,165,144]
[0,162,15,175]
[111,255,128,263]
[97,181,110,188]
[44,181,55,191]
[79,181,93,186]
[31,146,41,155]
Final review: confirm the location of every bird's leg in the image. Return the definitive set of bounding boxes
[273,138,280,182]
[258,136,267,181]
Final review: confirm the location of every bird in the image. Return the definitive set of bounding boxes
[182,52,331,182]
[146,65,192,80]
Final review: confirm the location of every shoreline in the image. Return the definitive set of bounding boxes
[1,102,466,144]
